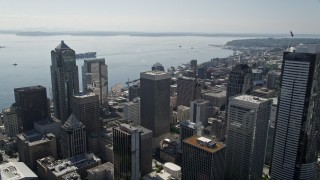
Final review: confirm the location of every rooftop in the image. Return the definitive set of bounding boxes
[55,40,72,51]
[232,94,270,104]
[183,135,225,153]
[14,85,46,92]
[0,162,37,180]
[63,114,83,129]
[87,162,113,173]
[287,44,320,54]
[140,71,171,80]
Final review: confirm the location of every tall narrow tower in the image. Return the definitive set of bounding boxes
[224,95,271,180]
[61,114,86,158]
[270,44,320,179]
[50,41,79,122]
[140,71,171,138]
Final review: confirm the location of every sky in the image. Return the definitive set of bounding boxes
[0,0,320,34]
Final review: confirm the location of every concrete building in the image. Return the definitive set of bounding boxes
[252,87,275,98]
[177,105,190,122]
[61,114,86,159]
[82,58,108,112]
[190,59,197,69]
[225,95,271,180]
[62,172,81,180]
[37,153,101,180]
[190,100,209,126]
[71,93,100,135]
[2,105,19,138]
[270,44,320,179]
[267,70,277,90]
[51,41,79,122]
[113,123,152,179]
[17,130,57,170]
[251,68,263,81]
[152,62,165,72]
[87,162,114,180]
[14,85,48,131]
[203,88,227,110]
[123,98,140,125]
[176,76,201,107]
[140,71,171,138]
[182,136,225,180]
[0,162,38,180]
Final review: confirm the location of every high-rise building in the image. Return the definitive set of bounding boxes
[140,71,171,138]
[61,114,86,158]
[123,98,140,125]
[2,105,19,138]
[152,62,165,72]
[267,70,277,90]
[270,44,320,179]
[71,93,100,135]
[226,64,252,121]
[113,123,152,179]
[17,130,57,170]
[182,136,225,180]
[129,84,140,101]
[225,95,271,180]
[190,100,209,126]
[51,41,79,122]
[190,59,197,69]
[14,85,48,131]
[196,66,207,79]
[82,58,108,112]
[177,105,190,122]
[176,76,201,107]
[180,120,203,144]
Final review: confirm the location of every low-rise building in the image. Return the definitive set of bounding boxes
[0,162,38,180]
[87,162,114,180]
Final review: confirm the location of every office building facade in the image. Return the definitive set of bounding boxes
[71,93,100,134]
[61,114,87,158]
[82,58,108,112]
[140,71,171,137]
[176,76,201,107]
[123,98,140,125]
[51,41,79,122]
[113,124,152,179]
[182,136,225,180]
[225,95,271,180]
[270,44,320,179]
[2,105,19,138]
[14,85,48,131]
[190,100,209,126]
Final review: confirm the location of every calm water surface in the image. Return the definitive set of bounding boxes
[0,34,239,110]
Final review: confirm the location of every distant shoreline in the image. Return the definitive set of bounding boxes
[0,46,5,48]
[1,30,320,38]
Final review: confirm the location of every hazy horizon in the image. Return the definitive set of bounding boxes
[1,0,320,34]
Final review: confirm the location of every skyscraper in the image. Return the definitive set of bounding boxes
[113,123,152,179]
[51,41,79,122]
[224,95,271,180]
[176,76,201,107]
[267,70,277,90]
[71,93,100,135]
[182,136,225,180]
[140,71,171,138]
[14,85,48,131]
[270,44,320,179]
[2,105,19,138]
[61,114,86,158]
[82,58,108,112]
[190,100,209,126]
[225,64,252,121]
[123,98,140,125]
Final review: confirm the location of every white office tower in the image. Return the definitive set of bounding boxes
[190,100,209,126]
[225,95,271,180]
[2,105,19,138]
[270,44,320,180]
[123,98,140,125]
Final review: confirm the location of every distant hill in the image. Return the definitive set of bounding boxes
[225,38,320,48]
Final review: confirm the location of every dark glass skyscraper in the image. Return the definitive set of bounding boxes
[270,44,320,179]
[140,71,171,138]
[14,85,48,131]
[50,41,79,122]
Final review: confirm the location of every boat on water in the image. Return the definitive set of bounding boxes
[76,52,96,59]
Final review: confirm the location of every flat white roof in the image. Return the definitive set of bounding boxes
[233,95,269,104]
[164,162,181,171]
[0,162,37,179]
